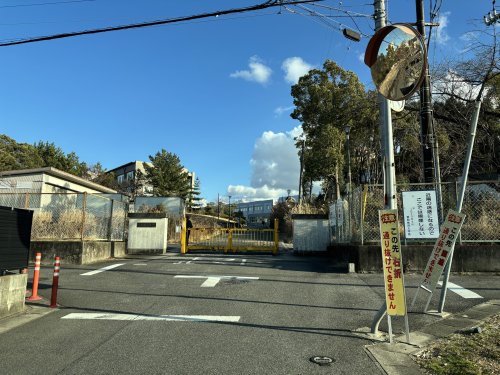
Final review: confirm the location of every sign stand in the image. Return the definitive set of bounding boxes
[378,209,411,345]
[410,285,432,311]
[387,315,393,344]
[412,210,466,313]
[404,315,410,343]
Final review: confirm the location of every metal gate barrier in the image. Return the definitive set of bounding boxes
[181,219,278,255]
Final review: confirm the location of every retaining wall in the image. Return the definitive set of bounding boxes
[0,273,27,318]
[30,241,126,265]
[328,244,500,273]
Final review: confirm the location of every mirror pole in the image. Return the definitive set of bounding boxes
[371,0,397,335]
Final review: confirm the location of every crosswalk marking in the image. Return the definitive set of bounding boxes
[437,281,483,299]
[174,275,259,287]
[81,264,124,276]
[62,313,241,322]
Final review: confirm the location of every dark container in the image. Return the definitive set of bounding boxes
[0,206,33,271]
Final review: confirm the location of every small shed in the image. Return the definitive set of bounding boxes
[292,214,331,253]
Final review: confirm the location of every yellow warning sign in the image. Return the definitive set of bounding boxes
[379,209,407,316]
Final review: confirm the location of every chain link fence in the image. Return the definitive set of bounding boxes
[0,193,128,241]
[133,196,185,242]
[340,180,499,244]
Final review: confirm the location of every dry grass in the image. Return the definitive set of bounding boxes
[414,314,500,375]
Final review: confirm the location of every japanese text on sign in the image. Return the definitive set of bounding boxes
[379,209,407,316]
[421,209,466,291]
[402,191,439,239]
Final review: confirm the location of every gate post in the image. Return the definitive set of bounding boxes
[273,218,279,256]
[227,229,233,253]
[180,217,187,254]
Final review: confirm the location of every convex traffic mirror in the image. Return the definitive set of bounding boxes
[364,24,427,101]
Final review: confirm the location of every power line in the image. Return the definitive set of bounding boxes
[0,0,322,47]
[288,3,368,38]
[0,11,278,30]
[0,0,95,8]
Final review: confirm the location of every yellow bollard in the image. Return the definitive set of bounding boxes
[272,218,279,256]
[180,217,187,254]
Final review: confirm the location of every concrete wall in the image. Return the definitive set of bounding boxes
[30,241,126,265]
[128,213,168,254]
[0,273,27,319]
[111,241,126,258]
[329,244,500,273]
[292,215,330,253]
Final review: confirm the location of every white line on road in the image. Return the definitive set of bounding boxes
[240,259,247,266]
[61,313,240,322]
[133,263,148,266]
[80,264,125,276]
[174,275,259,287]
[437,281,483,299]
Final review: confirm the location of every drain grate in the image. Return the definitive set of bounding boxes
[309,356,334,366]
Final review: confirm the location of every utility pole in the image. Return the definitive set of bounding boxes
[416,0,435,184]
[298,139,305,205]
[416,0,444,223]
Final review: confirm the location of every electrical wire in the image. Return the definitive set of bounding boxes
[0,0,95,8]
[288,3,369,38]
[0,0,321,47]
[308,2,373,18]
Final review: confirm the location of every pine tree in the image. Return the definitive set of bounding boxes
[186,177,203,211]
[144,149,190,198]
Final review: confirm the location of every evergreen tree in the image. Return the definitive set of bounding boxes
[89,163,120,190]
[33,141,88,177]
[144,149,190,198]
[186,177,203,211]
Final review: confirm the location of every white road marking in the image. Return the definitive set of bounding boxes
[174,275,259,287]
[62,313,240,322]
[174,258,243,265]
[81,264,125,276]
[133,263,148,266]
[437,281,483,299]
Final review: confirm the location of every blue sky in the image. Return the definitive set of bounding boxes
[0,1,494,203]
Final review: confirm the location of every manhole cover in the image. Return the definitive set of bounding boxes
[309,356,334,366]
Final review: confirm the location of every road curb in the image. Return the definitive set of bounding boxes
[364,299,500,375]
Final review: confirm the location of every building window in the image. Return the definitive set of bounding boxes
[126,171,134,181]
[117,174,124,184]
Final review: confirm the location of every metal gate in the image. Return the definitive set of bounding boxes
[181,218,278,255]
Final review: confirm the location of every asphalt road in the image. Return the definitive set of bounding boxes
[2,250,499,375]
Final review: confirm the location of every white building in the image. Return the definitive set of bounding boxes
[107,161,195,198]
[0,167,116,195]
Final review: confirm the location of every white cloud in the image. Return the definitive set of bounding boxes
[230,56,272,85]
[435,12,450,45]
[273,105,294,117]
[281,57,314,84]
[227,126,302,201]
[433,70,481,102]
[227,185,291,202]
[459,31,478,43]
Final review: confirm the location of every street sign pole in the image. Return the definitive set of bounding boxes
[438,99,482,313]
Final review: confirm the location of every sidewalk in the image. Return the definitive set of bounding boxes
[0,298,55,336]
[365,299,500,375]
